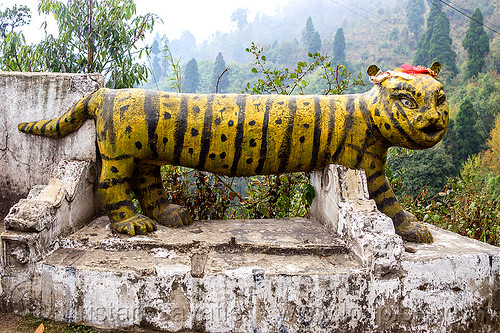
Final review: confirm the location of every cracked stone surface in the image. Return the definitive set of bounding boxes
[0,72,104,218]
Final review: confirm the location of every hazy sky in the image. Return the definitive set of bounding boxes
[2,0,292,44]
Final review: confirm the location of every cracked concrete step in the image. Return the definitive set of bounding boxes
[59,216,350,256]
[42,216,357,278]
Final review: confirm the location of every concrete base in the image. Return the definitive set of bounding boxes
[2,215,499,332]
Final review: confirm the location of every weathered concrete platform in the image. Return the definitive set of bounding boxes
[2,214,499,332]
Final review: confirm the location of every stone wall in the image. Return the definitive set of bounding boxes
[0,72,104,218]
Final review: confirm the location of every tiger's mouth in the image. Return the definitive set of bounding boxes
[420,123,445,138]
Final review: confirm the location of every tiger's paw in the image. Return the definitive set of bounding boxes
[158,204,193,227]
[111,214,157,236]
[394,211,434,243]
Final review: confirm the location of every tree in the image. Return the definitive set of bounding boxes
[301,17,321,54]
[454,99,483,165]
[332,27,346,65]
[212,52,229,93]
[405,0,425,40]
[390,144,455,198]
[462,8,490,79]
[414,1,457,74]
[231,8,248,31]
[0,4,31,38]
[0,0,157,88]
[183,58,200,93]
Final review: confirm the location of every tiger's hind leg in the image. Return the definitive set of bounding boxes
[98,159,156,236]
[131,163,192,228]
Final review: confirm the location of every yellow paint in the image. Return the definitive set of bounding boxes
[18,64,448,243]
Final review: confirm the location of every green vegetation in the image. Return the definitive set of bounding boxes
[462,8,490,79]
[183,58,200,93]
[405,0,425,40]
[212,52,229,93]
[0,0,158,88]
[332,27,346,66]
[301,16,321,54]
[414,0,458,75]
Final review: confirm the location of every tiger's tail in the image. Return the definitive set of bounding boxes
[18,89,102,139]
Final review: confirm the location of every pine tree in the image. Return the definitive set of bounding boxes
[454,99,483,165]
[332,27,346,65]
[405,0,425,40]
[183,58,200,93]
[301,17,321,54]
[463,8,490,79]
[414,1,457,74]
[212,52,229,93]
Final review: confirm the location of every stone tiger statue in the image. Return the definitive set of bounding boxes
[18,63,448,243]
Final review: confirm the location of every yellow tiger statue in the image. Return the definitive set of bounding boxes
[18,63,448,243]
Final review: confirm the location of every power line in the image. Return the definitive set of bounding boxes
[436,0,500,35]
[325,0,386,30]
[428,0,461,36]
[444,0,500,30]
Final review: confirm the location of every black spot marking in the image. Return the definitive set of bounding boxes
[249,138,257,147]
[246,158,253,164]
[110,166,119,173]
[163,137,168,144]
[191,128,199,136]
[370,162,376,169]
[228,120,234,127]
[275,118,282,124]
[303,123,310,128]
[188,148,194,154]
[299,136,305,143]
[222,164,229,169]
[375,108,380,117]
[135,141,142,149]
[249,120,256,126]
[140,178,146,183]
[164,111,171,119]
[303,102,310,106]
[221,134,227,142]
[417,115,422,121]
[444,111,448,116]
[209,153,216,160]
[220,152,226,159]
[119,212,126,219]
[417,92,422,97]
[193,106,200,113]
[215,118,221,125]
[120,104,130,113]
[125,126,132,134]
[384,123,391,130]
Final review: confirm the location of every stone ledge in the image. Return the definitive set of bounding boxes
[2,216,498,332]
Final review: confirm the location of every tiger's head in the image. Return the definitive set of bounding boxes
[367,62,449,150]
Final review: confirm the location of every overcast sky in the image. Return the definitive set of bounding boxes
[1,0,292,44]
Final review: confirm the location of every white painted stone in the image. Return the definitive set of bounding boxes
[0,72,104,211]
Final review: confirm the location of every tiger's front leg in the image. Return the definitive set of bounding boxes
[366,169,433,243]
[98,159,157,236]
[130,163,192,228]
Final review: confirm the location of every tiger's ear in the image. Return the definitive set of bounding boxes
[367,64,380,77]
[430,62,441,76]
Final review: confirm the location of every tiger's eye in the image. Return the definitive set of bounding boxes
[400,98,416,108]
[437,95,446,106]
